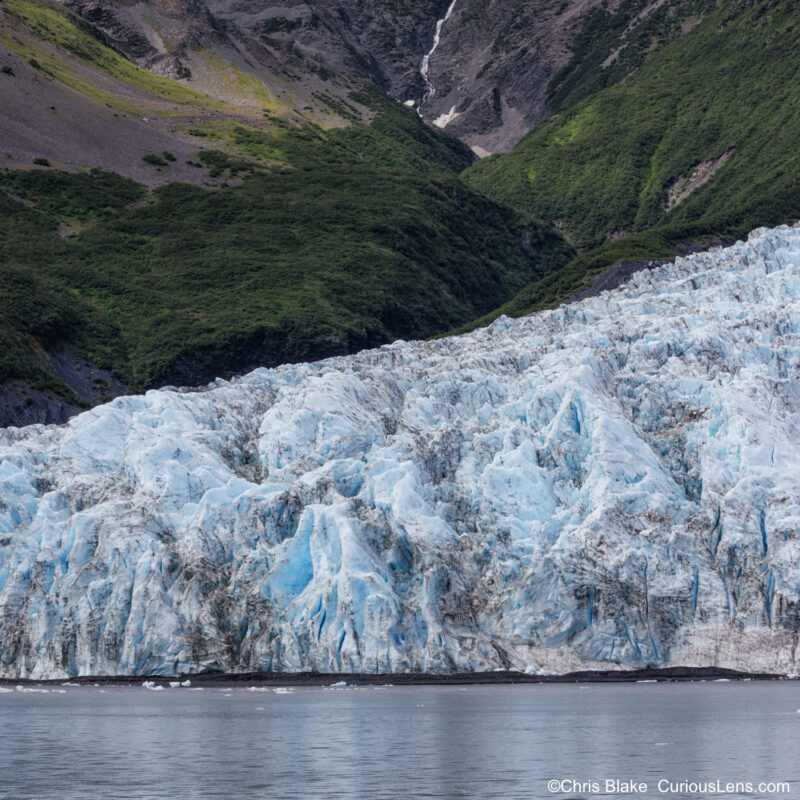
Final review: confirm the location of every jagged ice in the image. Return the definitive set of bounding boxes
[1,225,800,678]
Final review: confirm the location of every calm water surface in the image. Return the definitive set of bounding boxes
[1,681,798,799]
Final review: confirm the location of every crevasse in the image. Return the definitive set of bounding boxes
[1,225,800,679]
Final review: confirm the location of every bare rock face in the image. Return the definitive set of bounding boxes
[57,0,449,100]
[415,0,607,154]
[0,347,127,429]
[60,0,228,79]
[53,0,629,152]
[201,0,446,96]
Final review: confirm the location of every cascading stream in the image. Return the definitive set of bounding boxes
[420,0,458,104]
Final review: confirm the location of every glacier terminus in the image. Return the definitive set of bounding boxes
[1,225,799,679]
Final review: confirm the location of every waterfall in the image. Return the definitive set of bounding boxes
[420,0,458,104]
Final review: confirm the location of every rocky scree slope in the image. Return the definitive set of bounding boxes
[1,224,799,678]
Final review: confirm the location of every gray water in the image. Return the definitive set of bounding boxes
[0,682,798,800]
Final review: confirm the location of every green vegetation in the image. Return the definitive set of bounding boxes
[0,168,145,220]
[1,0,223,112]
[547,0,713,114]
[0,190,124,402]
[0,98,571,402]
[466,0,800,250]
[187,87,474,177]
[143,153,168,168]
[458,0,800,329]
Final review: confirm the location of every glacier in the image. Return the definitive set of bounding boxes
[1,224,800,679]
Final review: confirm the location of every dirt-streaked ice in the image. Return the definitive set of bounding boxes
[1,225,800,679]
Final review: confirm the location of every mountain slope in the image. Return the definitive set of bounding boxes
[55,0,714,155]
[4,0,800,429]
[0,0,369,182]
[465,0,800,249]
[1,224,799,678]
[0,0,576,426]
[0,91,571,426]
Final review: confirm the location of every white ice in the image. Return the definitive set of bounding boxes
[1,225,800,678]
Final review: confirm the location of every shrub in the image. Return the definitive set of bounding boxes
[142,153,167,167]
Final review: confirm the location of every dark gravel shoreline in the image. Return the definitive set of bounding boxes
[0,666,790,688]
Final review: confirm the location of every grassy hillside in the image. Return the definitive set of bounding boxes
[465,0,800,252]
[0,93,571,409]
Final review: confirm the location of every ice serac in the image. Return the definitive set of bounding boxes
[2,226,800,679]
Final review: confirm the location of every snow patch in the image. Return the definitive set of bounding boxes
[433,105,460,129]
